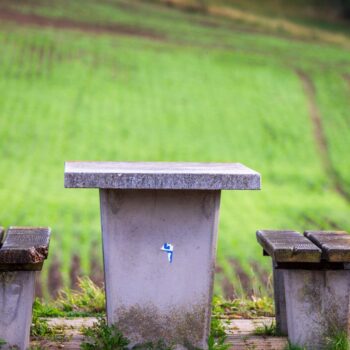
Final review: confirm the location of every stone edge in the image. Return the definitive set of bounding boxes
[64,164,261,190]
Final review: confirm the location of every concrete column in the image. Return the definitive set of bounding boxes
[100,189,220,349]
[0,271,35,350]
[284,269,350,349]
[272,264,288,335]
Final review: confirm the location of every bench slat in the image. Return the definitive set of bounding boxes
[0,227,51,266]
[256,230,322,262]
[304,231,350,262]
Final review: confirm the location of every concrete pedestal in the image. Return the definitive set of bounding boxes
[0,271,35,350]
[284,270,350,350]
[100,189,220,348]
[65,162,261,349]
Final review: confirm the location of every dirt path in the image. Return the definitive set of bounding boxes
[160,0,350,47]
[296,69,350,203]
[31,317,287,350]
[0,8,165,40]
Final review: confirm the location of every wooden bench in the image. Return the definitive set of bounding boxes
[0,226,50,350]
[257,229,350,349]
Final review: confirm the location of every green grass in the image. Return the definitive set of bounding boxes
[0,0,349,297]
[33,277,105,317]
[81,318,130,350]
[326,331,350,350]
[253,321,279,337]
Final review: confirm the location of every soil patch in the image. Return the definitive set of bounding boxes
[296,69,350,203]
[0,8,165,40]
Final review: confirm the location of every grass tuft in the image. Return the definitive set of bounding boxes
[208,318,230,350]
[31,314,68,342]
[285,332,350,350]
[81,318,174,349]
[253,321,279,336]
[55,277,105,314]
[33,277,105,318]
[212,295,274,319]
[81,317,129,350]
[326,331,350,350]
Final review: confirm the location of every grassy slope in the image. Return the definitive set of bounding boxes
[0,0,349,297]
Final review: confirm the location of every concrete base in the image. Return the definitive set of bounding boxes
[0,271,35,350]
[284,270,350,349]
[99,189,221,349]
[272,265,288,336]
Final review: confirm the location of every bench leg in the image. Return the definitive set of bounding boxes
[284,269,350,349]
[0,271,35,350]
[272,263,288,335]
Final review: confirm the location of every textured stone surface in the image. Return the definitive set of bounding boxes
[0,271,35,350]
[0,227,51,269]
[100,189,220,349]
[284,269,350,349]
[256,230,321,263]
[271,263,288,336]
[65,162,261,190]
[305,230,350,262]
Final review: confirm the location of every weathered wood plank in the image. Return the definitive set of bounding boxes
[0,227,51,268]
[304,230,350,262]
[256,230,321,262]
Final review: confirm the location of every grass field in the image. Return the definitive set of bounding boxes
[0,0,349,298]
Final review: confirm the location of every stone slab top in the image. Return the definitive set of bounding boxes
[305,230,350,262]
[0,227,51,270]
[64,162,261,190]
[256,230,322,263]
